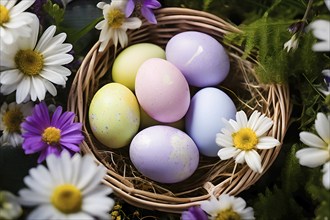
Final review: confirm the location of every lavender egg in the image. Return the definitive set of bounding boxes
[129,125,199,183]
[165,31,230,87]
[185,87,236,157]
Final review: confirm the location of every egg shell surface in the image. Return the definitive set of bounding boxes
[112,43,166,91]
[165,31,230,87]
[135,58,190,123]
[89,83,140,149]
[129,125,199,183]
[185,87,236,157]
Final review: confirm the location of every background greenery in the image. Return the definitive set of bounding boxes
[1,0,329,219]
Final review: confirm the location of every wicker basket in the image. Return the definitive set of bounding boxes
[67,7,291,213]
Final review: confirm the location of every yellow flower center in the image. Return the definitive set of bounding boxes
[0,5,10,25]
[15,49,44,76]
[42,127,61,145]
[216,209,241,220]
[2,108,24,133]
[107,8,125,28]
[51,184,82,214]
[232,128,258,151]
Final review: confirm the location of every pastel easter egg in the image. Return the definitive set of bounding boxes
[166,31,230,87]
[129,125,199,183]
[89,83,140,149]
[135,58,190,123]
[185,87,236,157]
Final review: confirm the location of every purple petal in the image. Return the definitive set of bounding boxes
[125,0,135,17]
[51,106,63,126]
[37,151,48,163]
[144,0,161,9]
[56,111,75,129]
[21,122,44,135]
[60,123,82,136]
[181,206,208,220]
[141,6,157,24]
[62,143,80,152]
[22,137,45,154]
[35,102,51,124]
[60,134,84,144]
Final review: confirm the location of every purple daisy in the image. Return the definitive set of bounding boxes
[21,102,84,163]
[181,206,208,220]
[125,0,161,24]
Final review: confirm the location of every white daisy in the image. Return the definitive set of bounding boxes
[200,194,255,220]
[216,110,280,173]
[296,112,330,168]
[18,150,114,220]
[0,101,33,147]
[95,0,142,52]
[322,162,330,189]
[0,21,74,104]
[0,0,37,45]
[0,190,23,220]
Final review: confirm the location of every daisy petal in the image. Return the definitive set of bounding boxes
[245,150,262,173]
[315,113,330,143]
[300,131,327,148]
[256,136,280,149]
[296,148,329,168]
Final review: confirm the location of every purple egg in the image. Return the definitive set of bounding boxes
[166,31,230,87]
[129,125,199,183]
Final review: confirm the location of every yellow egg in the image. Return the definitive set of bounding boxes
[89,83,140,149]
[112,43,166,91]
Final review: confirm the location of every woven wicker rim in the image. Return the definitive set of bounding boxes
[67,7,292,213]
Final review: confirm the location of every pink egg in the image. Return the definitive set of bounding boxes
[135,58,190,123]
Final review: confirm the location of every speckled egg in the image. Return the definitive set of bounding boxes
[89,83,140,149]
[185,87,236,157]
[112,43,166,91]
[135,58,190,123]
[166,31,230,87]
[129,125,199,183]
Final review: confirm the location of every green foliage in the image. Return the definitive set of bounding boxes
[43,0,65,26]
[280,144,305,192]
[225,15,293,84]
[306,171,330,220]
[253,186,306,220]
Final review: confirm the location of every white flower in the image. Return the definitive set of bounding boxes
[307,19,330,52]
[306,0,330,51]
[325,0,330,11]
[0,101,33,147]
[319,69,330,96]
[216,110,280,173]
[0,0,37,45]
[18,151,114,220]
[200,194,255,220]
[322,162,330,189]
[296,112,330,168]
[0,22,74,104]
[284,34,299,52]
[0,191,23,220]
[95,0,142,52]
